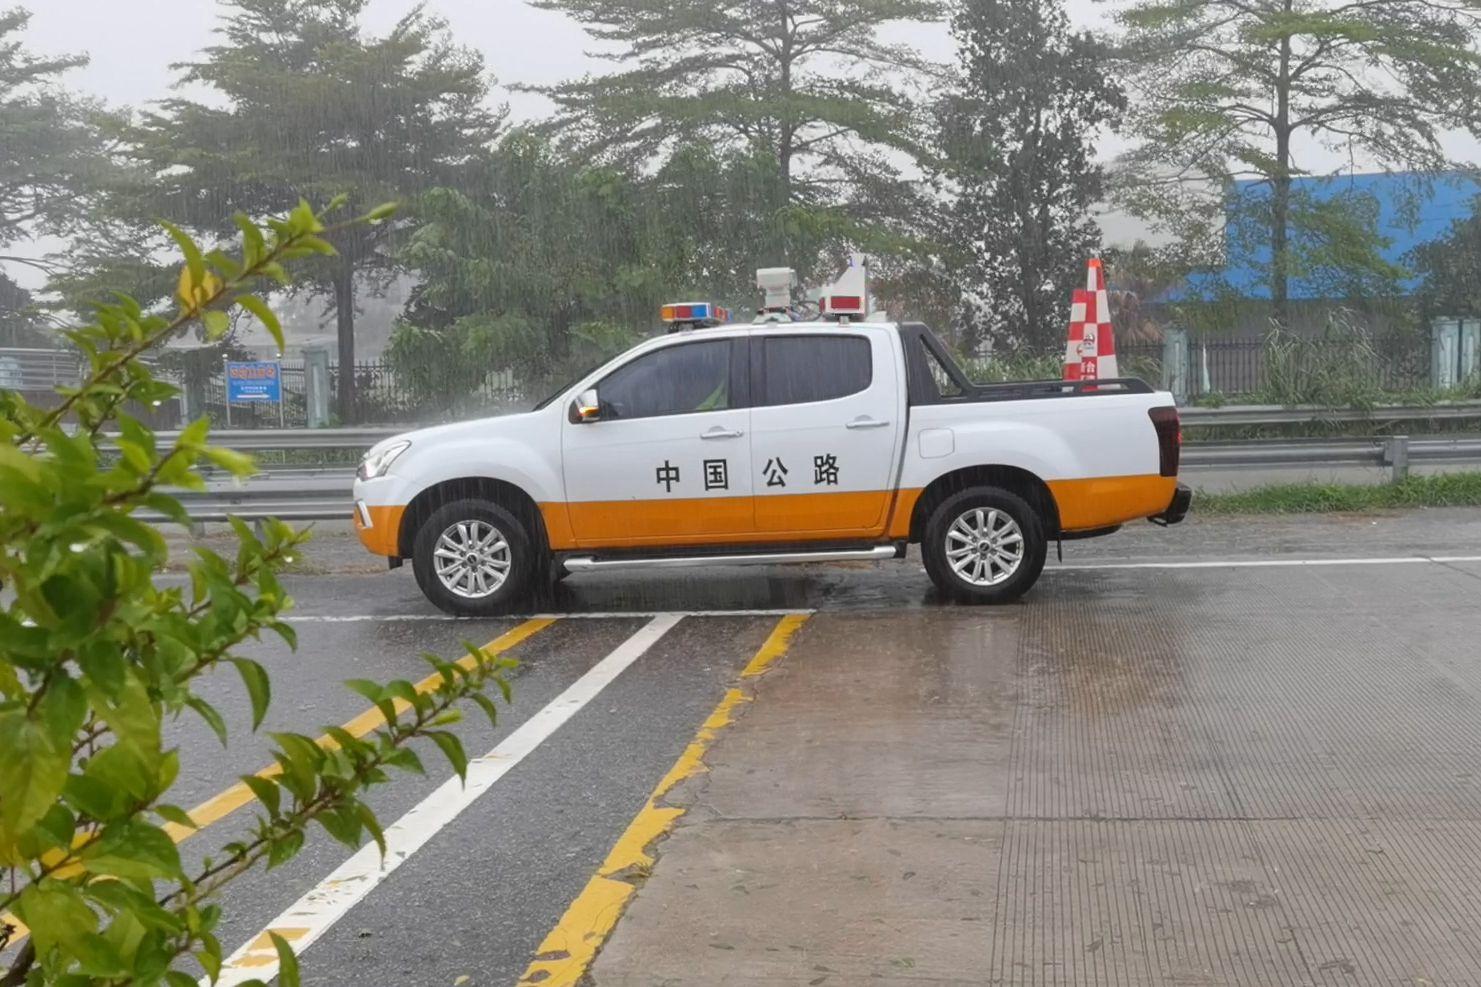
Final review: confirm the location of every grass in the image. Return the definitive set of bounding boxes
[1191,384,1481,410]
[1196,472,1481,516]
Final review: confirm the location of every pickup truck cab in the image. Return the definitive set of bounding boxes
[352,320,1190,615]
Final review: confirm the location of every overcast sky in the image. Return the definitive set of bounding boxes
[17,0,1109,120]
[5,0,1143,284]
[15,0,1472,285]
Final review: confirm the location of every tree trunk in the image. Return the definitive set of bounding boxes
[1271,160,1291,329]
[333,258,356,424]
[1270,13,1294,329]
[775,0,794,265]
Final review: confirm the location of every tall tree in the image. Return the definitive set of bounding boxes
[391,132,851,412]
[1112,0,1481,327]
[131,0,501,421]
[0,7,123,292]
[527,0,941,264]
[1411,193,1481,322]
[934,0,1123,354]
[391,133,665,405]
[646,142,844,301]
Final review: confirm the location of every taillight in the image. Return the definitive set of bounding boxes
[1148,406,1181,477]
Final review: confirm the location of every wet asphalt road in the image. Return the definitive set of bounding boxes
[178,614,790,986]
[10,509,1481,985]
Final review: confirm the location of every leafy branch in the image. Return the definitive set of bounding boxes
[0,196,517,987]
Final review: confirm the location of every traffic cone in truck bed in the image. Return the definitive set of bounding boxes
[1064,258,1118,381]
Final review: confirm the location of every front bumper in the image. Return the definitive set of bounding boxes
[1151,483,1192,526]
[352,475,410,557]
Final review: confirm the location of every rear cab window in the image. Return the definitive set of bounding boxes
[755,334,872,406]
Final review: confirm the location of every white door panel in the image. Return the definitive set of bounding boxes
[749,330,901,534]
[561,338,753,545]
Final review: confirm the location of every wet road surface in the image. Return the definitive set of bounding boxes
[8,510,1481,985]
[593,557,1481,985]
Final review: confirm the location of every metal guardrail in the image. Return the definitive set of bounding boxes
[0,347,82,390]
[144,427,398,450]
[135,400,1481,453]
[1185,435,1481,470]
[162,432,1481,524]
[1180,402,1481,427]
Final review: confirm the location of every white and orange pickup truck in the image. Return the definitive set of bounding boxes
[352,319,1189,614]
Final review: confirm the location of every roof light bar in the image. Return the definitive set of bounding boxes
[660,301,730,331]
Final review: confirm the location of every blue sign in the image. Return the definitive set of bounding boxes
[226,361,282,403]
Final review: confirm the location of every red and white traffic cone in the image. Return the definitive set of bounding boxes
[1064,258,1119,381]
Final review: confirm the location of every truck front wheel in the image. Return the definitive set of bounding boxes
[921,487,1048,604]
[412,499,536,616]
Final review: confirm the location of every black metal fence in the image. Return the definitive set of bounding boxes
[328,361,525,424]
[199,359,527,427]
[9,337,1452,429]
[1119,335,1435,400]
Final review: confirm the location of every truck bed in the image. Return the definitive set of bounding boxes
[897,322,1155,405]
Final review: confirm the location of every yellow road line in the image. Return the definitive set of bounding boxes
[517,612,810,987]
[1,617,555,948]
[162,616,555,839]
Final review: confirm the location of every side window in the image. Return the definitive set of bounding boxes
[596,339,732,420]
[760,335,872,406]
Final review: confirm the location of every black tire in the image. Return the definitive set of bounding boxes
[921,486,1047,604]
[412,499,537,616]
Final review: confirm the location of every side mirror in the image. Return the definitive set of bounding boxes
[571,388,601,423]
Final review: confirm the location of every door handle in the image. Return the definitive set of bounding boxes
[845,417,890,430]
[701,427,744,440]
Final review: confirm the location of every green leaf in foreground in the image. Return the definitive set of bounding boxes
[0,712,70,840]
[231,657,272,730]
[272,931,301,987]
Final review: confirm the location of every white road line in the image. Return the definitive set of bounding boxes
[289,608,812,623]
[207,613,683,986]
[1050,555,1481,571]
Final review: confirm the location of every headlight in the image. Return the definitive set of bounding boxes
[357,440,410,481]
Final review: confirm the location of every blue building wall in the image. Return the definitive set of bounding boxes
[1167,172,1480,303]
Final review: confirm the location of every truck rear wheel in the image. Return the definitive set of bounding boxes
[921,486,1047,604]
[412,499,536,616]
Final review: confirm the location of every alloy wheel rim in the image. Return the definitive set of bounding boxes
[945,507,1024,587]
[433,519,511,598]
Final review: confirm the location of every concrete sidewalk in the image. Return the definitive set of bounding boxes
[592,610,1006,984]
[588,550,1481,986]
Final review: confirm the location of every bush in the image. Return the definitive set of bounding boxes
[961,350,1063,382]
[385,314,647,421]
[1259,310,1386,407]
[0,200,513,986]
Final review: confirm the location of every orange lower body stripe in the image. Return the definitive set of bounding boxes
[355,504,405,557]
[551,491,905,548]
[373,476,1176,557]
[1047,474,1178,531]
[755,490,894,533]
[887,488,923,539]
[557,494,755,546]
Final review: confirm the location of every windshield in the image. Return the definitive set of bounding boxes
[531,359,605,412]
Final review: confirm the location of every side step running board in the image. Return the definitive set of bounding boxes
[563,545,899,572]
